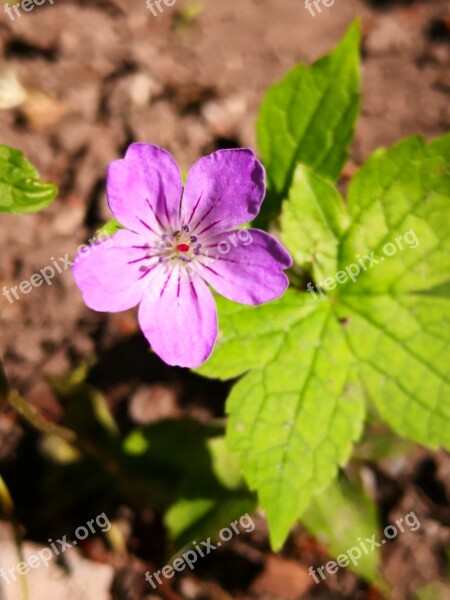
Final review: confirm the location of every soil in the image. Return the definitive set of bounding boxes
[0,0,449,598]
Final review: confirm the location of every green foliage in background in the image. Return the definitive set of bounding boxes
[0,144,57,213]
[303,473,380,583]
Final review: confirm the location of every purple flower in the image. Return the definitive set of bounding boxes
[73,144,292,368]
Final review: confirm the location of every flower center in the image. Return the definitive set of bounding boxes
[133,224,203,275]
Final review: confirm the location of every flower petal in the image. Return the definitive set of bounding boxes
[107,143,183,235]
[73,229,154,312]
[138,267,218,368]
[196,229,292,305]
[181,149,265,238]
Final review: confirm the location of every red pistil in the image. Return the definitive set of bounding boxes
[176,243,190,253]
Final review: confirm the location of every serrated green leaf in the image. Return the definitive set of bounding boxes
[198,292,366,549]
[281,165,349,281]
[0,144,57,213]
[334,135,450,448]
[337,293,450,449]
[199,290,318,380]
[339,135,450,295]
[303,474,380,583]
[256,20,361,218]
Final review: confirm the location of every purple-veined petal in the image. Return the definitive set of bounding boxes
[107,143,182,236]
[180,149,265,238]
[195,229,292,305]
[73,229,157,312]
[138,266,218,368]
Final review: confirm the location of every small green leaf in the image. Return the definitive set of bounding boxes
[165,494,256,552]
[166,498,218,541]
[96,218,124,238]
[303,474,380,583]
[0,144,57,213]
[256,20,360,220]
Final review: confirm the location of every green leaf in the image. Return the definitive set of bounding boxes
[281,165,349,281]
[197,134,450,550]
[0,144,57,213]
[302,474,380,583]
[122,420,256,550]
[339,135,450,295]
[96,218,124,238]
[334,135,450,448]
[163,435,256,551]
[337,291,450,449]
[165,494,256,552]
[198,292,366,549]
[256,20,361,215]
